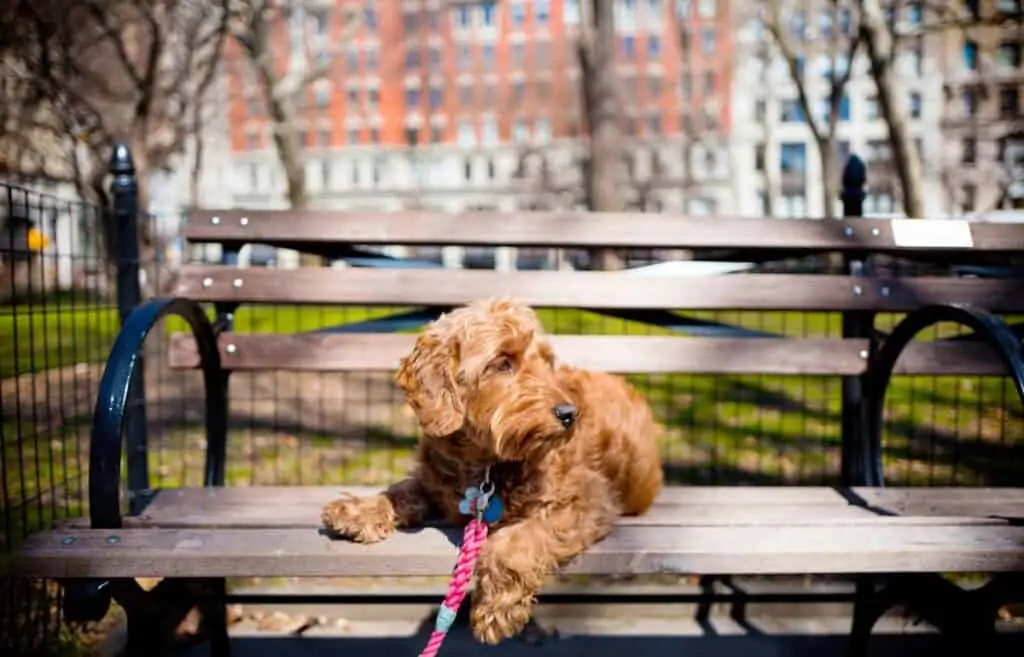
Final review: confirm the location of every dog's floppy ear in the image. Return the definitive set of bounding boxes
[394,333,464,437]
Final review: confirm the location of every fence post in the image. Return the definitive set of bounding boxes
[839,154,877,487]
[110,142,151,509]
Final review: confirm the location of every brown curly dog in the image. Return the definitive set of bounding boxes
[321,297,663,644]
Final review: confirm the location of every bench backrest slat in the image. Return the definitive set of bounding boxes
[173,267,1024,313]
[183,211,1024,254]
[166,333,1012,377]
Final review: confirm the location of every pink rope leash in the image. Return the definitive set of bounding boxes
[418,469,502,657]
[417,518,489,657]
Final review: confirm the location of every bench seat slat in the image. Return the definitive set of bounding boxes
[166,333,1013,376]
[172,268,1024,313]
[121,485,1024,508]
[59,486,1024,530]
[16,523,1024,579]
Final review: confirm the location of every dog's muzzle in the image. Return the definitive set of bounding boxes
[552,404,578,428]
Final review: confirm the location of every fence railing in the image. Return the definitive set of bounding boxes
[1,177,118,653]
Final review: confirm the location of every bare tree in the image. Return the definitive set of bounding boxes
[764,0,861,219]
[857,0,926,217]
[228,0,362,266]
[1,0,229,277]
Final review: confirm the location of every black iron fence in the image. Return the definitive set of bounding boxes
[2,147,1023,653]
[1,179,118,654]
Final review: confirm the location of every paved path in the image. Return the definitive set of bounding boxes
[177,608,1024,657]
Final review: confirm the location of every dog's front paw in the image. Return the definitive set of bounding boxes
[321,493,395,543]
[470,593,533,645]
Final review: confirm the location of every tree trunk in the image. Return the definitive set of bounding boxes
[858,0,925,218]
[818,135,838,219]
[250,42,320,267]
[580,0,625,271]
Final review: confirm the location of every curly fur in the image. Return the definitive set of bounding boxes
[322,297,663,644]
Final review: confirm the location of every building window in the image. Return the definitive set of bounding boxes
[535,118,551,143]
[458,120,475,145]
[482,116,498,145]
[348,129,359,144]
[820,95,850,122]
[964,0,981,20]
[996,0,1022,15]
[1000,86,1020,117]
[648,36,660,56]
[865,95,879,120]
[370,128,379,143]
[622,36,635,57]
[698,0,715,18]
[963,87,978,116]
[907,2,922,24]
[704,70,715,92]
[755,144,765,171]
[431,126,443,143]
[963,40,979,70]
[998,41,1022,69]
[565,0,581,24]
[789,10,806,40]
[780,99,805,122]
[702,29,715,54]
[513,119,529,143]
[909,92,922,119]
[648,115,661,134]
[315,86,330,108]
[406,88,420,108]
[536,0,550,24]
[961,184,977,212]
[429,87,443,109]
[512,2,525,26]
[405,127,419,146]
[780,142,806,173]
[482,3,496,27]
[962,137,976,164]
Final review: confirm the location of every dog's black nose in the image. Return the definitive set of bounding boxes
[553,404,577,427]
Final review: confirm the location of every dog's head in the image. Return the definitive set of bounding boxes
[394,297,578,462]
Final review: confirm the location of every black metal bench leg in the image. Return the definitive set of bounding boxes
[846,577,889,657]
[199,578,231,657]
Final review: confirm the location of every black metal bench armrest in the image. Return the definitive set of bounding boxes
[89,297,226,529]
[864,303,1024,487]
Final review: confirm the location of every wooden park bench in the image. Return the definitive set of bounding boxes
[12,207,1024,657]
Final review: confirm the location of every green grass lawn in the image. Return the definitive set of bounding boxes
[2,301,1022,551]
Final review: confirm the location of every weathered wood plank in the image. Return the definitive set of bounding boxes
[59,486,1024,530]
[183,211,1024,254]
[166,333,1013,376]
[16,523,1024,579]
[172,267,1024,312]
[133,486,1024,506]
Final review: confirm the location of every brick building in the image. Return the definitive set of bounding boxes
[224,0,738,245]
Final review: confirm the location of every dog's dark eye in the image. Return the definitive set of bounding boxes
[491,357,514,374]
